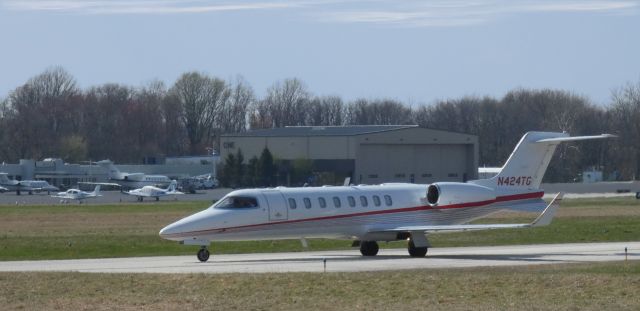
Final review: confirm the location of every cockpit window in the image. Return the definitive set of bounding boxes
[214,196,258,209]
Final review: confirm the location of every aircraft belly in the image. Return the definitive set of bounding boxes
[195,204,504,242]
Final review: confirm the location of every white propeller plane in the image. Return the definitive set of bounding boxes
[52,185,101,203]
[126,180,183,202]
[160,131,613,262]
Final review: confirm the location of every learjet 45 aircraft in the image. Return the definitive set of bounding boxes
[96,160,171,189]
[160,131,613,262]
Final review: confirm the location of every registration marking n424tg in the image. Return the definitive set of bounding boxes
[497,176,532,186]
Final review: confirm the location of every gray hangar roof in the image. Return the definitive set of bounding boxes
[223,125,419,137]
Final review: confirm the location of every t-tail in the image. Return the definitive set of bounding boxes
[471,131,614,192]
[96,160,123,180]
[427,131,613,207]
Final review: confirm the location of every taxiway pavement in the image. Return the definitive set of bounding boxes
[1,242,638,274]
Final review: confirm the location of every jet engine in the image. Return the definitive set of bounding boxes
[426,182,496,207]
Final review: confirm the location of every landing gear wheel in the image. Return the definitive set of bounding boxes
[197,247,210,262]
[360,241,379,256]
[408,239,428,257]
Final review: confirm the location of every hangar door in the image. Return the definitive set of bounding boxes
[356,144,468,184]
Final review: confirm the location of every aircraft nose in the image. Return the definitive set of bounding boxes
[159,222,182,240]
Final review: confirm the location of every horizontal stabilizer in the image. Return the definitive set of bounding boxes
[535,134,615,143]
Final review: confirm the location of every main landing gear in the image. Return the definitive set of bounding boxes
[359,241,379,256]
[197,246,210,262]
[356,236,429,257]
[407,238,428,257]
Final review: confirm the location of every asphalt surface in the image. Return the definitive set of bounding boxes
[0,188,233,205]
[1,242,638,274]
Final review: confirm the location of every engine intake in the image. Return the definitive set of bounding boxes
[426,182,496,207]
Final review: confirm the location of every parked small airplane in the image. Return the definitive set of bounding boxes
[52,185,102,203]
[0,173,59,195]
[160,131,613,262]
[126,180,183,201]
[96,160,171,189]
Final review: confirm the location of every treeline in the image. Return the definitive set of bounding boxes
[1,67,639,181]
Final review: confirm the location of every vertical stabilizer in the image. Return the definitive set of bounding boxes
[471,131,613,191]
[97,160,122,179]
[167,180,177,192]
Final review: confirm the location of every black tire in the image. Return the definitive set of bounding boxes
[360,241,379,256]
[636,192,640,199]
[408,239,428,257]
[197,248,210,262]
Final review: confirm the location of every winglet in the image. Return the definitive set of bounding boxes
[531,192,564,227]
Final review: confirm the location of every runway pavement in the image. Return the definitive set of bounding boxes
[1,242,638,274]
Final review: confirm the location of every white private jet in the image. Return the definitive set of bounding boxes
[0,173,59,195]
[52,185,102,203]
[96,160,171,189]
[126,180,184,202]
[160,131,613,262]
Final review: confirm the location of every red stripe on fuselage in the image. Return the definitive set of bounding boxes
[163,191,544,239]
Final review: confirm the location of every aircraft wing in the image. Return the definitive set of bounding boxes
[372,192,563,233]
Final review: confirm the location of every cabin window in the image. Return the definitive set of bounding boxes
[373,195,381,207]
[347,196,356,207]
[333,196,341,208]
[214,196,258,209]
[303,197,312,209]
[288,198,297,209]
[384,195,393,206]
[359,196,368,207]
[319,197,327,208]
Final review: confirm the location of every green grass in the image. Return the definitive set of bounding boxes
[1,198,639,260]
[1,261,639,310]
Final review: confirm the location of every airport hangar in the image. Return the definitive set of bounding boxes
[220,125,479,185]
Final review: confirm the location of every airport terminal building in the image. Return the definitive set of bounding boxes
[220,125,478,185]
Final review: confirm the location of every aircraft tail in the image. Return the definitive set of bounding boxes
[97,160,122,179]
[93,185,101,195]
[167,180,177,192]
[472,131,613,191]
[0,173,10,183]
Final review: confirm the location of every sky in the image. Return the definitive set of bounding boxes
[1,0,639,106]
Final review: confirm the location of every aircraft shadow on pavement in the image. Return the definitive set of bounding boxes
[207,251,635,265]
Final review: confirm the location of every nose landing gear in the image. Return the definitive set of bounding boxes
[197,247,210,262]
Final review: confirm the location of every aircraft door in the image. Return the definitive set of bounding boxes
[262,190,288,221]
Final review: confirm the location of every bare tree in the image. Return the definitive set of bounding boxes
[168,72,230,154]
[345,99,412,125]
[306,96,344,126]
[5,67,79,159]
[218,76,253,134]
[608,81,640,179]
[262,78,311,127]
